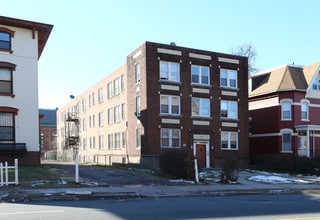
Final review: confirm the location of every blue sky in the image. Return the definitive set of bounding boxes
[1,0,320,108]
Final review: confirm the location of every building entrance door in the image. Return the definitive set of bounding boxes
[298,135,308,157]
[195,143,207,169]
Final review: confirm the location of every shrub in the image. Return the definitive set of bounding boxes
[253,154,320,175]
[159,148,194,179]
[220,156,238,184]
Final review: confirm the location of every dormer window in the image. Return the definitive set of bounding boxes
[312,80,320,90]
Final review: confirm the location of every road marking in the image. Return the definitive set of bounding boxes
[0,210,64,215]
[278,217,320,220]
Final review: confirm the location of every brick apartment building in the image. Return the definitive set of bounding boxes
[57,42,249,169]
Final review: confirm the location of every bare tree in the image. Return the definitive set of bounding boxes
[231,42,258,75]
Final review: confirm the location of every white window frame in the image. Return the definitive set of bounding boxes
[221,131,238,150]
[108,108,114,124]
[221,100,238,119]
[115,132,121,149]
[114,105,120,123]
[301,100,309,121]
[136,96,141,117]
[191,65,210,85]
[99,135,104,150]
[136,129,141,149]
[191,97,210,117]
[135,63,140,83]
[161,128,181,148]
[280,99,292,121]
[220,69,238,89]
[108,134,114,149]
[281,129,293,152]
[160,61,180,82]
[160,95,180,115]
[107,82,113,99]
[114,78,120,96]
[98,112,104,127]
[98,88,103,104]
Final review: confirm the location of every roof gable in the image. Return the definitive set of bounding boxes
[249,65,307,97]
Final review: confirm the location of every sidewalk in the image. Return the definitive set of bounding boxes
[1,170,319,202]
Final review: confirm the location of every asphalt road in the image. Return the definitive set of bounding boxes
[1,193,320,220]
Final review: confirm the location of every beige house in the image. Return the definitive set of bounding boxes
[57,64,139,164]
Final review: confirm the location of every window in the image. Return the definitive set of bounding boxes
[115,132,121,149]
[191,65,210,85]
[282,132,292,152]
[98,88,103,104]
[301,101,309,120]
[91,92,95,106]
[107,82,113,99]
[82,118,87,131]
[83,138,87,150]
[220,69,237,88]
[82,98,86,112]
[98,112,104,127]
[192,98,210,117]
[135,63,140,83]
[0,31,11,51]
[160,95,180,115]
[108,134,114,149]
[221,100,238,119]
[99,135,104,150]
[121,74,125,91]
[281,101,292,120]
[0,67,12,94]
[136,129,141,148]
[221,131,238,150]
[122,131,127,147]
[108,108,114,124]
[92,114,95,127]
[161,128,180,148]
[312,80,320,90]
[121,103,126,119]
[160,61,180,82]
[136,96,141,116]
[92,136,96,149]
[114,78,120,96]
[114,105,120,122]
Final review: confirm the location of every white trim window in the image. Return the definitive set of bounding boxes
[220,69,237,89]
[98,112,104,127]
[221,131,238,150]
[282,131,292,152]
[301,101,309,121]
[108,134,114,149]
[115,132,121,149]
[221,100,238,119]
[191,65,210,85]
[160,95,180,115]
[136,128,141,149]
[192,98,210,117]
[99,135,104,150]
[160,61,180,82]
[161,128,180,148]
[98,88,103,104]
[108,108,114,124]
[312,79,320,90]
[114,78,120,96]
[107,82,113,99]
[135,63,140,83]
[136,96,141,117]
[281,100,292,120]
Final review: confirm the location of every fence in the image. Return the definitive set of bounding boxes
[0,158,19,186]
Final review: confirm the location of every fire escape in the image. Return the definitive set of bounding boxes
[64,112,80,149]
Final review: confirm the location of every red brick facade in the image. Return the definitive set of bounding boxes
[127,42,249,168]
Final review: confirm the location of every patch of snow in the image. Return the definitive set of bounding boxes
[248,175,293,183]
[169,179,195,184]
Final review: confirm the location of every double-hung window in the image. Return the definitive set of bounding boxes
[161,128,180,148]
[221,131,238,150]
[0,112,14,143]
[160,61,180,82]
[221,100,238,119]
[160,95,180,115]
[282,131,292,152]
[99,135,104,150]
[135,63,140,83]
[301,101,309,120]
[108,134,114,149]
[281,101,292,120]
[192,98,210,117]
[0,67,13,94]
[220,69,237,89]
[98,88,103,104]
[107,82,113,99]
[114,78,120,96]
[191,65,210,85]
[0,31,11,50]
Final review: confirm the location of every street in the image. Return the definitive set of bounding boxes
[1,193,319,220]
